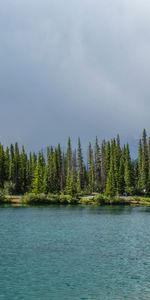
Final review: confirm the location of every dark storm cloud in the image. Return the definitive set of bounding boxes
[0,0,150,151]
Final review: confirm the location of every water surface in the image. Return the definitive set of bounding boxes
[0,206,150,299]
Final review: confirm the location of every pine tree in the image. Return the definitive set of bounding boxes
[138,129,149,193]
[141,129,149,192]
[77,138,84,193]
[20,146,28,193]
[118,153,125,195]
[138,139,143,192]
[0,144,5,188]
[43,166,48,194]
[52,148,59,192]
[47,147,54,193]
[124,144,133,194]
[94,137,101,192]
[4,146,10,182]
[105,147,116,197]
[32,157,44,194]
[28,152,37,191]
[61,152,67,192]
[14,143,21,194]
[57,144,63,191]
[66,137,74,195]
[115,135,122,194]
[101,140,107,192]
[87,143,95,193]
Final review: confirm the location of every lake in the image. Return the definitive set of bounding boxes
[0,206,150,299]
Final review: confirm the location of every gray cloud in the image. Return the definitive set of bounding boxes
[0,0,150,153]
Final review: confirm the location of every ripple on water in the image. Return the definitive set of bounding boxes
[0,206,150,300]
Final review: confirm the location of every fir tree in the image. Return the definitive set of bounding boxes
[101,140,107,192]
[77,138,84,193]
[87,143,95,193]
[94,137,101,192]
[105,148,116,197]
[66,137,74,195]
[0,144,5,188]
[32,157,44,194]
[124,144,133,194]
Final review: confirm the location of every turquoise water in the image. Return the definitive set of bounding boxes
[0,206,150,300]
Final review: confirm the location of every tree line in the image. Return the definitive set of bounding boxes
[0,129,149,196]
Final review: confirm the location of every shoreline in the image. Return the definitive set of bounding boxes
[1,194,150,206]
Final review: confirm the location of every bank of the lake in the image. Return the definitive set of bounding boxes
[1,193,150,206]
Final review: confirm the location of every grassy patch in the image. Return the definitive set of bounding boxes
[21,193,79,205]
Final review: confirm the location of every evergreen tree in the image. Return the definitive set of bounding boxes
[115,135,122,194]
[94,137,101,192]
[101,140,107,192]
[57,144,63,191]
[105,147,116,196]
[14,143,21,194]
[77,138,84,193]
[52,148,59,192]
[28,152,37,191]
[4,146,10,182]
[138,129,149,193]
[9,144,15,193]
[0,144,5,188]
[138,139,143,192]
[43,166,48,194]
[87,143,95,193]
[66,137,74,195]
[20,146,28,193]
[118,153,125,195]
[32,157,44,194]
[47,147,55,193]
[124,144,133,194]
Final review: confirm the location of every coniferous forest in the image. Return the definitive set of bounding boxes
[0,129,150,197]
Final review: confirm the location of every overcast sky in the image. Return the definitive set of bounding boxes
[0,0,150,153]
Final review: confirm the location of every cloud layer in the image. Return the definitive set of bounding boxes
[0,0,150,151]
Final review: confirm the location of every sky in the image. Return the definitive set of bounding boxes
[0,0,150,154]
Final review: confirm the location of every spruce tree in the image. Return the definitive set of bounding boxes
[87,143,95,193]
[66,137,74,195]
[32,157,44,194]
[124,144,132,194]
[14,143,22,194]
[94,137,101,192]
[4,146,10,183]
[138,130,149,193]
[77,138,84,193]
[118,153,125,195]
[105,148,116,197]
[0,144,5,188]
[20,146,28,193]
[47,147,54,193]
[101,140,107,192]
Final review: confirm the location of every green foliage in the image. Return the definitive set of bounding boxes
[0,188,6,203]
[87,143,95,193]
[22,193,78,205]
[94,137,101,192]
[3,181,16,195]
[76,138,84,193]
[124,144,133,194]
[32,158,44,194]
[138,129,149,194]
[65,137,76,195]
[105,159,116,196]
[0,129,150,198]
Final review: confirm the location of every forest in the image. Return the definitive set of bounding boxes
[0,129,149,198]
